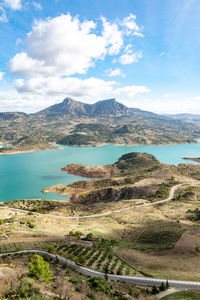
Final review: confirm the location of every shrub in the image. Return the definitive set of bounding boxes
[27,222,35,229]
[87,277,112,296]
[17,277,40,299]
[86,291,96,300]
[47,245,56,254]
[69,277,82,285]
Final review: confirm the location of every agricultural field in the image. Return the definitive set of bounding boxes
[0,252,153,300]
[0,240,139,277]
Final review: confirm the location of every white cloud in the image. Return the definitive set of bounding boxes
[9,13,143,78]
[121,13,143,37]
[101,16,123,55]
[32,1,42,10]
[119,51,142,64]
[160,51,166,56]
[14,76,150,103]
[4,0,22,10]
[0,72,5,80]
[114,85,150,98]
[0,90,60,113]
[107,68,122,77]
[193,96,200,101]
[14,76,116,98]
[0,7,8,22]
[9,14,109,77]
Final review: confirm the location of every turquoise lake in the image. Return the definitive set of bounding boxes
[0,143,200,202]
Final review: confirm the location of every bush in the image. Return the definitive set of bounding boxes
[87,277,112,296]
[17,277,41,299]
[27,222,35,229]
[28,254,52,283]
[69,277,82,285]
[47,245,56,254]
[86,291,96,300]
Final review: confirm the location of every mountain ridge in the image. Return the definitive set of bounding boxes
[1,97,200,152]
[37,97,132,117]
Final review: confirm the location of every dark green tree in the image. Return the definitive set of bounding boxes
[166,280,170,289]
[159,282,166,291]
[151,285,159,295]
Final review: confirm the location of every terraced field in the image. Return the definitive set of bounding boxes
[0,241,139,276]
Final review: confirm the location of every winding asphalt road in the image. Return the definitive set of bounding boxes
[0,249,200,290]
[0,183,185,220]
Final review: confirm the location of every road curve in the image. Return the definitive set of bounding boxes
[0,183,185,220]
[0,249,200,290]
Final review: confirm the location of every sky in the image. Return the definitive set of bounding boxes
[0,0,200,114]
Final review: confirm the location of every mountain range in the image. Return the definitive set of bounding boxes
[0,97,200,152]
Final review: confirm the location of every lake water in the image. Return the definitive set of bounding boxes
[0,143,200,202]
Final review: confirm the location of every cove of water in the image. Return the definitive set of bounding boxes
[0,142,200,202]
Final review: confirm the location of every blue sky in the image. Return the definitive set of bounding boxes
[0,0,200,113]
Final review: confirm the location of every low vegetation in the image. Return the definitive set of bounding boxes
[0,252,153,299]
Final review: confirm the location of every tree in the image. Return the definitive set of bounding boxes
[159,282,166,291]
[28,254,52,283]
[166,280,170,289]
[151,285,159,295]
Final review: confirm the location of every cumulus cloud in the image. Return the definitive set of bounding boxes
[9,14,108,77]
[14,76,116,97]
[9,13,143,78]
[119,51,142,64]
[101,17,123,55]
[121,13,143,37]
[14,75,150,103]
[0,72,5,80]
[0,7,8,22]
[4,0,22,10]
[106,68,122,77]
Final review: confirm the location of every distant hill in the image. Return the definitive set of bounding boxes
[0,112,28,120]
[1,97,200,152]
[165,113,200,126]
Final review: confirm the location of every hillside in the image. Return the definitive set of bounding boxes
[1,97,200,153]
[44,151,200,205]
[43,152,175,205]
[165,113,200,126]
